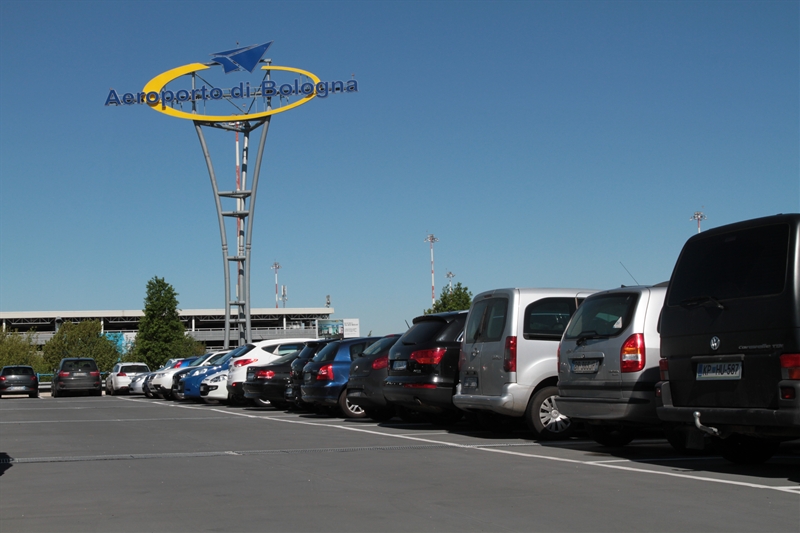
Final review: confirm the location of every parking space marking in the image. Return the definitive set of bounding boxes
[0,416,234,424]
[119,397,800,496]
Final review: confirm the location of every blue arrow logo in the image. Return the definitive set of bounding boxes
[210,41,273,73]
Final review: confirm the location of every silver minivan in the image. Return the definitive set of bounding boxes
[454,288,596,439]
[556,284,667,447]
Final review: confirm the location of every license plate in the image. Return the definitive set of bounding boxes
[7,386,25,391]
[463,376,478,388]
[74,372,87,377]
[696,362,742,380]
[246,372,254,381]
[304,374,312,382]
[571,360,600,374]
[285,386,293,395]
[393,361,407,371]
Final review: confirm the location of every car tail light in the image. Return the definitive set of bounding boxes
[658,358,669,381]
[780,354,800,380]
[0,376,5,381]
[372,355,389,370]
[59,371,70,377]
[255,369,275,379]
[503,336,517,372]
[117,372,127,377]
[410,347,446,365]
[90,371,100,377]
[316,364,334,381]
[233,358,257,368]
[620,334,645,373]
[403,383,436,389]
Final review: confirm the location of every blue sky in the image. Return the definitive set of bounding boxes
[1,0,798,336]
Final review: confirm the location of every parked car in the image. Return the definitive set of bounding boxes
[454,288,597,438]
[170,352,226,401]
[51,358,102,397]
[128,373,148,395]
[286,339,336,409]
[243,349,303,408]
[200,369,230,403]
[226,338,313,403]
[150,358,198,400]
[556,283,667,447]
[181,346,250,402]
[105,362,150,395]
[657,213,800,464]
[346,334,402,421]
[301,337,382,417]
[383,313,468,425]
[0,365,39,398]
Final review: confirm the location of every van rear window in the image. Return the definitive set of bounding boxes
[668,223,789,306]
[564,293,638,339]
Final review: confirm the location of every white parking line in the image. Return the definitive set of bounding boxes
[121,397,800,496]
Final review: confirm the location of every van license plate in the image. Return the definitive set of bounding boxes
[393,361,407,371]
[571,360,599,373]
[463,376,478,388]
[696,362,742,380]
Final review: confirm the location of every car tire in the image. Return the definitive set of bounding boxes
[108,384,117,396]
[716,435,779,465]
[51,387,58,398]
[338,390,367,418]
[161,390,173,401]
[364,407,396,422]
[172,387,184,401]
[143,388,154,399]
[586,424,635,447]
[525,386,575,440]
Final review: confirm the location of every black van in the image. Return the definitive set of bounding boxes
[656,213,800,463]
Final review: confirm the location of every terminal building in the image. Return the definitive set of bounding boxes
[0,308,333,349]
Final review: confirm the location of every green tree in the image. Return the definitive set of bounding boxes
[0,329,47,373]
[133,276,200,369]
[425,282,473,314]
[42,320,120,372]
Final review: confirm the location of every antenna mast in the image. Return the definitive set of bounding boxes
[271,262,281,308]
[690,210,707,233]
[446,271,455,293]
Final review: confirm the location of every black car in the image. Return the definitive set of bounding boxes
[51,358,102,397]
[383,311,468,425]
[286,339,336,409]
[0,365,39,398]
[243,350,303,409]
[347,334,402,421]
[657,213,800,464]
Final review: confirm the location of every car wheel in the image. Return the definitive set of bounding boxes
[172,388,184,401]
[108,384,116,396]
[143,388,154,399]
[586,424,635,447]
[526,386,574,440]
[51,387,58,398]
[338,390,367,418]
[161,390,173,401]
[364,407,396,422]
[716,435,779,465]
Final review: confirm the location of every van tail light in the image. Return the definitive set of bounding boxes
[557,343,562,373]
[317,364,334,381]
[372,355,389,370]
[620,334,645,373]
[503,336,517,372]
[658,358,669,381]
[410,347,446,365]
[117,372,127,377]
[255,369,275,379]
[233,358,257,368]
[90,371,100,377]
[780,354,800,380]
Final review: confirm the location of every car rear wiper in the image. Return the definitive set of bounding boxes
[679,295,725,310]
[575,331,609,346]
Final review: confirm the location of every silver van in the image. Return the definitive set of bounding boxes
[454,288,596,439]
[556,284,667,447]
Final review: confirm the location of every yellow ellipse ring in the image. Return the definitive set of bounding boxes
[142,64,321,122]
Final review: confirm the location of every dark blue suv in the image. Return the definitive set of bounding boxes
[301,337,381,418]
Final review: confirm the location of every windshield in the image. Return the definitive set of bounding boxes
[313,341,341,362]
[206,352,229,365]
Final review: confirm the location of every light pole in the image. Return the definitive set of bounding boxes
[690,211,707,233]
[271,262,281,308]
[424,234,439,306]
[446,271,455,294]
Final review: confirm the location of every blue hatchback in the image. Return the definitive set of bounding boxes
[182,344,253,401]
[301,337,381,418]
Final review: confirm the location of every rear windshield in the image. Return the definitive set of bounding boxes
[62,360,98,371]
[268,350,301,366]
[564,293,639,339]
[402,315,466,345]
[121,365,150,373]
[313,341,342,362]
[668,223,790,305]
[466,298,508,343]
[275,343,306,355]
[362,336,400,356]
[2,367,34,376]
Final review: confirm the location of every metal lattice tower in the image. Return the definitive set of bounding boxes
[690,210,707,233]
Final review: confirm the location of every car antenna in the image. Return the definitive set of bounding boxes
[404,319,411,329]
[619,262,640,285]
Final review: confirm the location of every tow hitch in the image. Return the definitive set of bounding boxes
[693,411,721,437]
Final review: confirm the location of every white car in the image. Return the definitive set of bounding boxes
[105,362,151,395]
[150,355,213,400]
[226,338,312,402]
[128,373,148,395]
[200,370,230,403]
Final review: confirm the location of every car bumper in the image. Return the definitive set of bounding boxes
[0,385,38,394]
[301,382,345,406]
[453,383,530,416]
[383,378,456,413]
[555,393,659,424]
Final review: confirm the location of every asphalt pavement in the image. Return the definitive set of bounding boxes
[1,394,798,532]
